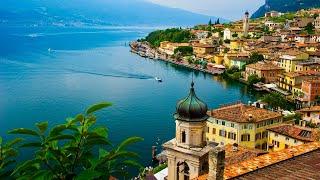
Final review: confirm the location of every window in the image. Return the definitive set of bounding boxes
[228,132,236,140]
[294,139,298,143]
[249,125,253,129]
[181,131,186,143]
[285,144,289,149]
[286,137,289,141]
[255,132,261,140]
[275,133,278,137]
[219,130,227,137]
[207,127,210,133]
[212,128,216,135]
[216,120,219,124]
[222,121,225,126]
[231,123,234,128]
[243,124,248,129]
[241,134,250,141]
[262,131,268,138]
[307,112,311,117]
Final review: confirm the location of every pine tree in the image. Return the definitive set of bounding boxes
[216,18,220,24]
[208,19,212,26]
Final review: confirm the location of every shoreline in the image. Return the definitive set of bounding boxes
[129,41,225,76]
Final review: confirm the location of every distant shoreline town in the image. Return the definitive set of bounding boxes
[131,8,320,109]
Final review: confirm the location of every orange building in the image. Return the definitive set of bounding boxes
[299,78,320,106]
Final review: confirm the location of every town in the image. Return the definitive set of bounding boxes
[133,8,320,180]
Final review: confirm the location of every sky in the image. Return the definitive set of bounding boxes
[146,0,265,20]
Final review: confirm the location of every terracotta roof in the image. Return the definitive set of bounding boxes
[195,142,320,180]
[192,43,215,48]
[298,105,320,112]
[283,70,320,78]
[281,50,305,56]
[208,103,282,123]
[246,62,283,71]
[267,124,319,142]
[224,144,266,166]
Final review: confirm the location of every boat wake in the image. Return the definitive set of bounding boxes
[65,69,154,80]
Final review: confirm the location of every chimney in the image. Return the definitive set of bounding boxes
[232,143,239,152]
[208,147,225,180]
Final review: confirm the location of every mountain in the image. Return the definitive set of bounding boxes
[252,0,320,18]
[0,0,225,27]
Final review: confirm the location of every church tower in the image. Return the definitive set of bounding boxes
[243,11,249,37]
[163,82,213,180]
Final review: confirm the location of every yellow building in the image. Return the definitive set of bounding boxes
[159,41,190,55]
[213,54,224,64]
[192,43,215,56]
[230,40,244,52]
[279,50,309,72]
[278,71,320,94]
[267,124,319,152]
[206,103,283,150]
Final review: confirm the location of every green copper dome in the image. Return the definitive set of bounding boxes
[174,82,209,122]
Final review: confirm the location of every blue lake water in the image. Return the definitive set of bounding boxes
[0,25,260,166]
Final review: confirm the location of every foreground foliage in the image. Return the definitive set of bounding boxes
[1,102,143,179]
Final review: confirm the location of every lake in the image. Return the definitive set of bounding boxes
[0,25,260,166]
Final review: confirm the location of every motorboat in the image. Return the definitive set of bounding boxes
[155,77,162,82]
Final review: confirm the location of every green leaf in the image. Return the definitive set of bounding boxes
[116,137,143,152]
[76,169,102,180]
[6,138,23,147]
[86,102,112,115]
[35,121,48,134]
[20,142,42,148]
[93,127,108,137]
[99,148,109,159]
[8,128,39,137]
[12,159,42,175]
[32,170,53,180]
[85,138,112,147]
[47,135,75,142]
[67,114,84,125]
[0,136,2,145]
[49,125,67,136]
[106,151,140,161]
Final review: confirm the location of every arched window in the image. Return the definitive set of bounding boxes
[182,131,186,143]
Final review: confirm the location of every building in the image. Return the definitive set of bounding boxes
[296,78,320,106]
[163,82,212,180]
[243,11,249,37]
[244,62,284,83]
[264,21,282,30]
[193,43,215,56]
[206,102,283,150]
[267,124,319,151]
[159,41,190,55]
[295,61,320,72]
[298,106,320,125]
[279,50,309,72]
[265,11,282,18]
[278,71,320,94]
[314,16,320,29]
[229,57,250,70]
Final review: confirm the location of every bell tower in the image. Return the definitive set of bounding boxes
[163,82,213,180]
[243,11,249,37]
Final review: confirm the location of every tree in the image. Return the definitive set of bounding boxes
[232,33,238,38]
[314,13,319,19]
[260,92,287,110]
[6,102,143,179]
[145,28,192,47]
[215,18,220,25]
[174,46,193,56]
[208,19,212,26]
[247,74,263,86]
[186,56,194,64]
[249,52,264,64]
[305,22,315,34]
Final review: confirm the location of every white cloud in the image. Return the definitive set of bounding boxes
[146,0,265,20]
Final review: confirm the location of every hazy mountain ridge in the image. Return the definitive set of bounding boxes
[252,0,320,18]
[0,0,225,27]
